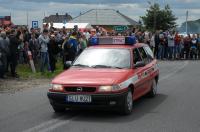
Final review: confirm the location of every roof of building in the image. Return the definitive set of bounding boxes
[43,13,72,23]
[69,9,139,26]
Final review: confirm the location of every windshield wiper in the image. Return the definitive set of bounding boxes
[112,66,123,69]
[91,65,123,69]
[72,64,90,67]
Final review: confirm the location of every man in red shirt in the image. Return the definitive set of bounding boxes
[174,32,181,59]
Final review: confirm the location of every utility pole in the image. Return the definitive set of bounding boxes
[26,11,29,28]
[10,12,12,25]
[186,10,188,34]
[95,9,98,25]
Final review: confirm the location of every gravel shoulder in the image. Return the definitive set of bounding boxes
[0,78,51,93]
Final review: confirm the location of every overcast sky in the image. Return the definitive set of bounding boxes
[0,0,199,27]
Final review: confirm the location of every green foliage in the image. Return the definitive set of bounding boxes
[141,2,177,31]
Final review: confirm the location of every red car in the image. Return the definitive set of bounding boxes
[47,37,159,115]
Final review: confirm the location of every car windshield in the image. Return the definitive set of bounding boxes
[73,48,131,69]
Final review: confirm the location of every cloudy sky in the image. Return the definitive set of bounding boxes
[0,0,199,27]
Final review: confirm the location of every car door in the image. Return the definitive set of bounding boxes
[132,48,146,99]
[143,45,157,84]
[137,46,153,94]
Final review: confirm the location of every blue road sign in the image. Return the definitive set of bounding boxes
[32,21,38,28]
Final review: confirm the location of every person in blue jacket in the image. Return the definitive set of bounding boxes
[63,32,78,66]
[88,29,98,46]
[127,33,138,45]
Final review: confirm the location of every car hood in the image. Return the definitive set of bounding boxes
[52,68,131,85]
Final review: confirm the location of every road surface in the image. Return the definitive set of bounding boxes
[0,60,200,132]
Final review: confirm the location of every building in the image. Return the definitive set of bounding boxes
[43,13,72,24]
[69,9,139,31]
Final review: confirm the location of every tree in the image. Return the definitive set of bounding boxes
[141,2,177,31]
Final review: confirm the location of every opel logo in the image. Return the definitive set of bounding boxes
[77,87,83,92]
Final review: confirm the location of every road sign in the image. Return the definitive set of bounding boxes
[32,21,38,28]
[113,26,128,32]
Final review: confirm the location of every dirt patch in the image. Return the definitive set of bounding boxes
[0,78,51,93]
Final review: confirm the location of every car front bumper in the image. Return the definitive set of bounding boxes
[47,91,128,110]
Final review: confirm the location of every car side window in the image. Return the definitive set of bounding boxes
[133,48,142,64]
[138,47,149,64]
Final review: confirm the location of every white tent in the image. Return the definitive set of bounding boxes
[45,23,92,29]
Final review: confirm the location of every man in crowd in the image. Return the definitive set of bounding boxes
[0,32,10,78]
[158,31,165,60]
[38,29,50,73]
[190,34,198,59]
[63,32,78,69]
[79,34,87,54]
[29,34,39,63]
[154,31,160,58]
[174,32,181,59]
[48,34,60,72]
[0,50,3,78]
[197,34,200,59]
[9,29,21,77]
[167,32,174,59]
[183,35,191,59]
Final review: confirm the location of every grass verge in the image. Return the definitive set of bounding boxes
[16,60,63,79]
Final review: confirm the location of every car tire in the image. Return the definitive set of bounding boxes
[120,89,133,115]
[148,79,157,98]
[52,105,66,113]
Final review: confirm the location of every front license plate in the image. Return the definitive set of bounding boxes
[67,95,92,103]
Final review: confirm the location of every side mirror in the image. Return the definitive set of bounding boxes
[64,61,72,69]
[134,61,146,68]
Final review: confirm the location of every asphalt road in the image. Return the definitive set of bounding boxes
[0,60,200,132]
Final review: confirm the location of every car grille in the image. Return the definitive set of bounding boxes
[64,87,96,92]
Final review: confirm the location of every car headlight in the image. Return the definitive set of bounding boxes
[98,85,125,92]
[50,84,63,91]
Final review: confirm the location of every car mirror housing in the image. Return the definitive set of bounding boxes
[64,61,72,69]
[134,61,146,68]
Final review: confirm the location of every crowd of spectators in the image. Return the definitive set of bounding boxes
[150,31,200,60]
[0,24,200,79]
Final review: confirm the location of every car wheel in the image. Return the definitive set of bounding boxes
[121,89,133,115]
[52,105,66,113]
[148,79,157,98]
